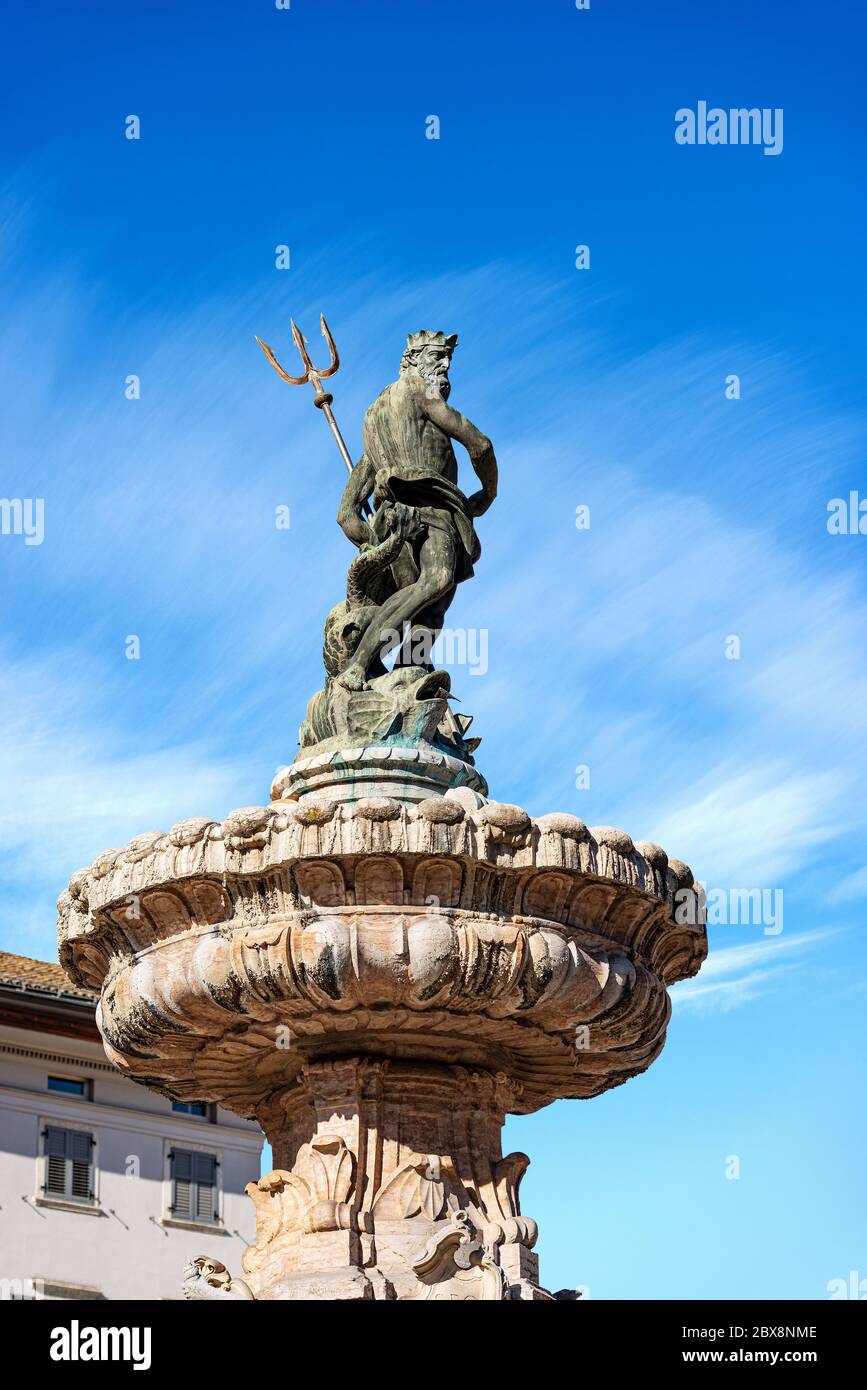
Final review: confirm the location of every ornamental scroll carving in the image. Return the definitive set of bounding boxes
[245,1135,356,1240]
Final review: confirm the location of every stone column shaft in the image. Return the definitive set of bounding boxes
[244,1057,537,1300]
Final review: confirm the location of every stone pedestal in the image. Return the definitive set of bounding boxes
[245,1058,535,1300]
[58,792,706,1300]
[271,742,487,807]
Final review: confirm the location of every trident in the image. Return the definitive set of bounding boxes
[255,315,371,516]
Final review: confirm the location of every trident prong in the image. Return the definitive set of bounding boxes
[256,315,369,515]
[254,334,308,386]
[289,315,340,380]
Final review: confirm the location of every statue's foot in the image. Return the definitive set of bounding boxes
[336,666,369,692]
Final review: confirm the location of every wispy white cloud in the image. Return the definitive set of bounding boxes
[828,865,867,906]
[670,930,831,1015]
[649,762,843,886]
[0,648,251,951]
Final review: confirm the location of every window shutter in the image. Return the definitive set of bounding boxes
[69,1130,92,1199]
[171,1148,193,1217]
[44,1127,93,1200]
[194,1153,217,1222]
[44,1126,68,1195]
[45,1125,67,1155]
[193,1152,216,1184]
[171,1149,217,1222]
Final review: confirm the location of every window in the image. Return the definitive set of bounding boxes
[170,1149,218,1223]
[43,1125,94,1202]
[47,1075,91,1099]
[172,1101,208,1117]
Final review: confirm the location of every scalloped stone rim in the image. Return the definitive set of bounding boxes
[58,795,698,921]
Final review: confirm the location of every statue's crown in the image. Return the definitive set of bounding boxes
[404,330,458,353]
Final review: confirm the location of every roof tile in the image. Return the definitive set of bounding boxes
[0,951,98,1003]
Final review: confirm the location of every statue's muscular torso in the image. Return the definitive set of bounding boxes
[363,379,458,484]
[337,373,497,551]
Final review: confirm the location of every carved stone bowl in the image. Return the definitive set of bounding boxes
[57,794,706,1121]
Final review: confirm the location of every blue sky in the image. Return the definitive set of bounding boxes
[2,0,866,1298]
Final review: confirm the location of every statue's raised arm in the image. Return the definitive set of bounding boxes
[420,391,498,519]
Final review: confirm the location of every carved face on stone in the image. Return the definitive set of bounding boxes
[400,331,458,399]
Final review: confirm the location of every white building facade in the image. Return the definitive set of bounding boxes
[0,952,263,1300]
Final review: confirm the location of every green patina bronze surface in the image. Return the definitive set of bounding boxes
[296,330,497,788]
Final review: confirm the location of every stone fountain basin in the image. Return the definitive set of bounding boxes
[57,795,706,1120]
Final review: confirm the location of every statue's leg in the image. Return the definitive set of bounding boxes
[341,527,457,687]
[397,587,456,668]
[389,537,420,591]
[390,539,422,667]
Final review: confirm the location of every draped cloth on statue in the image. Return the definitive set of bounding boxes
[371,472,481,583]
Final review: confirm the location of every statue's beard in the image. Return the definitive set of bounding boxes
[418,363,451,398]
